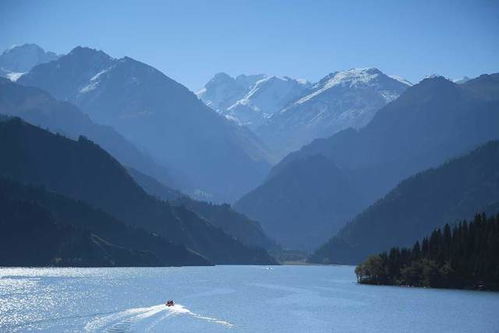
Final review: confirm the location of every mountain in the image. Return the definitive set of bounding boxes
[0,44,58,80]
[199,68,410,159]
[199,73,311,130]
[454,76,471,84]
[235,155,365,251]
[173,197,277,250]
[0,177,208,267]
[197,72,266,111]
[128,168,276,250]
[0,196,155,267]
[256,68,410,158]
[310,140,499,265]
[18,47,271,202]
[127,167,183,201]
[0,68,10,79]
[235,74,499,251]
[0,117,276,264]
[0,77,176,188]
[276,74,499,199]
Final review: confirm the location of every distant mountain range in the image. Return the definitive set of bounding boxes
[234,154,366,251]
[18,46,272,202]
[0,117,276,265]
[2,42,497,268]
[235,74,499,251]
[199,68,410,158]
[0,44,278,266]
[310,140,499,264]
[197,73,267,112]
[127,167,277,250]
[0,44,58,80]
[0,77,176,189]
[198,73,311,131]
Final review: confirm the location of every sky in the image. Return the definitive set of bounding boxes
[1,0,498,91]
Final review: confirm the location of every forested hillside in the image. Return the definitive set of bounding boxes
[0,117,276,265]
[355,214,499,290]
[0,177,208,266]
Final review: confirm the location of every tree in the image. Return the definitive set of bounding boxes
[355,214,499,290]
[355,255,388,284]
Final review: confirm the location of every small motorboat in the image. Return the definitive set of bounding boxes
[165,300,175,307]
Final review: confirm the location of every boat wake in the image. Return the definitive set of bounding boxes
[84,303,233,332]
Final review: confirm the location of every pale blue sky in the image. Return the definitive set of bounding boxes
[1,0,498,90]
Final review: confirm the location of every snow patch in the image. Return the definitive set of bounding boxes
[389,75,413,86]
[296,68,381,104]
[79,69,109,93]
[90,69,109,82]
[453,76,471,84]
[6,72,24,82]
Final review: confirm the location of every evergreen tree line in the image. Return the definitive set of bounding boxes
[355,214,499,290]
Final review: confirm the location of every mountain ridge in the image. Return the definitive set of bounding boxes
[0,176,209,267]
[127,167,276,250]
[19,46,272,202]
[0,43,59,79]
[0,77,178,188]
[256,67,410,158]
[199,68,410,159]
[0,117,276,264]
[235,74,499,251]
[310,140,499,264]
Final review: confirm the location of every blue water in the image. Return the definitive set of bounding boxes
[1,265,498,332]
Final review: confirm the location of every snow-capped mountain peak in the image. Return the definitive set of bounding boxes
[0,43,59,80]
[234,74,267,90]
[297,68,390,105]
[205,74,311,129]
[424,73,447,80]
[207,72,235,87]
[453,76,471,84]
[18,47,273,202]
[320,67,382,86]
[389,75,413,86]
[196,72,266,112]
[236,75,310,108]
[314,68,409,102]
[198,68,411,159]
[254,67,411,158]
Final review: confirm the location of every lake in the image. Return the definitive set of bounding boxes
[1,265,498,332]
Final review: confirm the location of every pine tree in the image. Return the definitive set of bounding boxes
[355,214,499,290]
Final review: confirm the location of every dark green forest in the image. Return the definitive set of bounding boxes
[0,177,209,266]
[0,117,276,265]
[355,214,499,290]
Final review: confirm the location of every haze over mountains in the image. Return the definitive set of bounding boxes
[0,44,279,267]
[0,77,176,189]
[0,117,276,265]
[1,43,497,268]
[199,68,410,158]
[235,74,499,251]
[0,44,58,81]
[310,140,499,264]
[127,167,276,250]
[19,47,271,202]
[197,73,311,131]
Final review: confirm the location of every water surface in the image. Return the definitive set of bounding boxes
[1,265,498,332]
